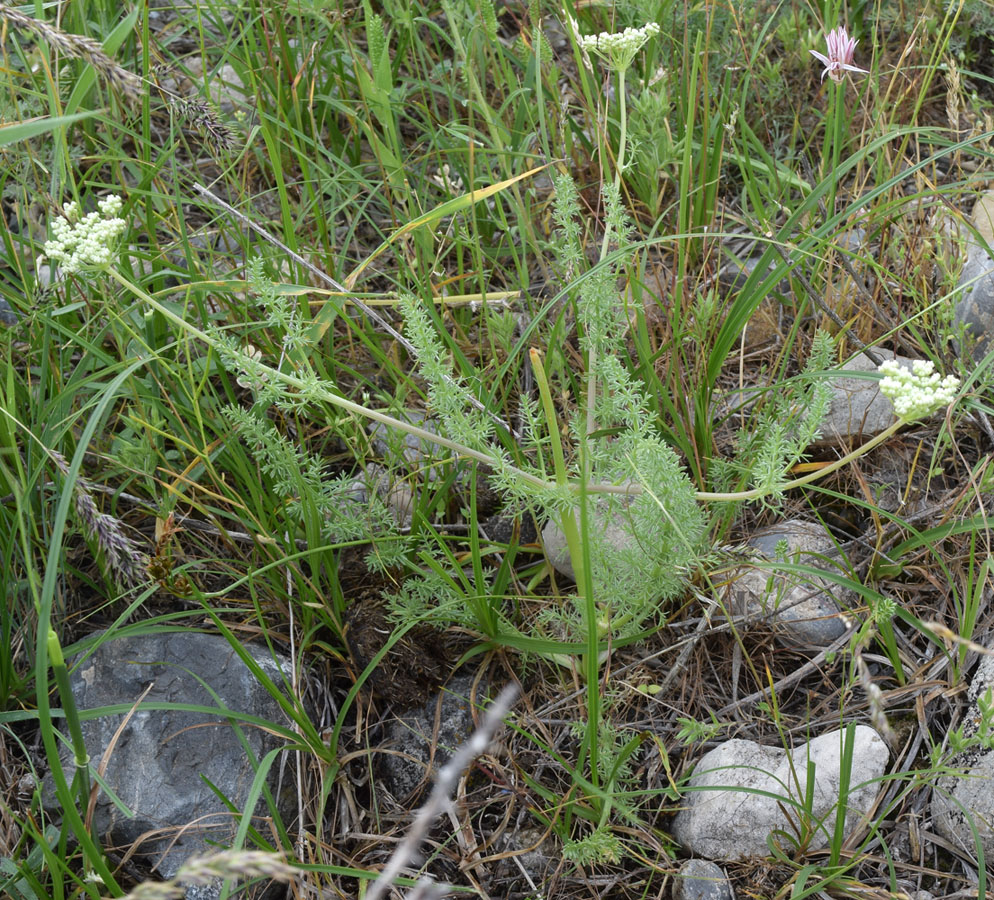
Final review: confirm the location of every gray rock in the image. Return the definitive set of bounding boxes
[954,242,994,361]
[672,726,889,861]
[717,255,791,297]
[814,349,908,446]
[357,462,416,528]
[147,2,241,54]
[493,825,556,888]
[0,297,17,326]
[673,859,733,900]
[860,444,929,517]
[953,188,994,361]
[838,228,868,252]
[932,652,994,857]
[725,519,850,645]
[482,505,539,545]
[368,410,445,474]
[379,673,482,801]
[185,62,249,116]
[43,631,295,899]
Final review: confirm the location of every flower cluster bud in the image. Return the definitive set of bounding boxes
[44,195,125,273]
[878,359,960,423]
[576,22,660,71]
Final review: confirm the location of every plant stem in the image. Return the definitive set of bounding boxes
[48,628,92,806]
[530,348,586,591]
[694,419,903,502]
[586,63,630,443]
[109,267,905,507]
[107,268,547,487]
[826,79,845,216]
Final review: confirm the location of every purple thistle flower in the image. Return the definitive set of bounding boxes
[810,26,869,83]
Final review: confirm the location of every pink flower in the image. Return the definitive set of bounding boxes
[810,26,869,83]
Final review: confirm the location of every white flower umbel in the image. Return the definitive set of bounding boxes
[576,22,660,72]
[44,195,126,273]
[878,359,961,423]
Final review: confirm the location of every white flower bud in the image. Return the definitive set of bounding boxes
[575,21,659,72]
[44,195,126,273]
[878,359,960,423]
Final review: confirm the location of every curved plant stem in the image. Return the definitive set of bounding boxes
[694,420,903,502]
[110,267,905,508]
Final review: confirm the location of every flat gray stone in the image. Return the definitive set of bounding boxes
[725,519,850,645]
[43,631,295,899]
[672,726,889,861]
[954,242,994,361]
[673,859,734,900]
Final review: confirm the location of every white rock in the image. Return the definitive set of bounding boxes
[673,726,889,861]
[541,497,633,582]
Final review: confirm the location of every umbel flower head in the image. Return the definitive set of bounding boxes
[572,20,660,72]
[44,195,126,273]
[810,26,869,83]
[878,358,960,423]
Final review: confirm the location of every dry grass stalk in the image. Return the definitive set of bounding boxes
[0,3,233,152]
[50,449,148,587]
[0,3,143,101]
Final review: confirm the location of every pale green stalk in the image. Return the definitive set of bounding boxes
[48,628,92,805]
[107,269,931,511]
[694,421,905,502]
[587,62,630,442]
[105,268,547,487]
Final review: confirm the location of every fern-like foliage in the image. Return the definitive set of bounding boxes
[395,170,707,644]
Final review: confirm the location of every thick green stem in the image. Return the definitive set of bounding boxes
[48,628,92,804]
